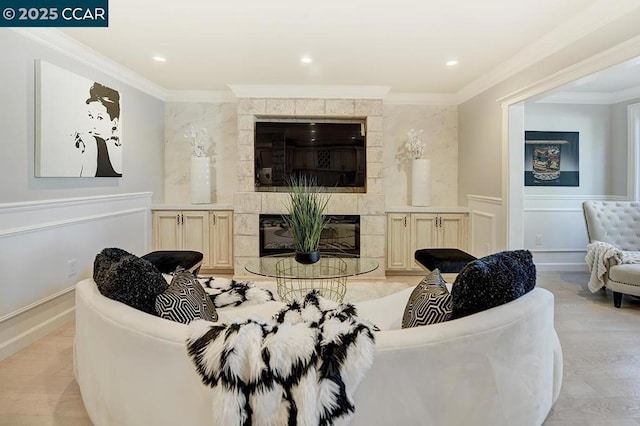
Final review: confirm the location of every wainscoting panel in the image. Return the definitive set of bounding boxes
[0,192,152,360]
[470,211,495,257]
[467,195,503,258]
[523,195,627,271]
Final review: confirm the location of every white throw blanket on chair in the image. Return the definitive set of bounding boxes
[585,241,640,292]
[186,291,377,426]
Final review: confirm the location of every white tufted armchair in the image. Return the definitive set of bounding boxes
[582,201,640,308]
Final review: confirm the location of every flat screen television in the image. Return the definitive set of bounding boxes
[254,118,366,192]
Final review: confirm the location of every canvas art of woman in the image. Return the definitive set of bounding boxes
[74,82,122,177]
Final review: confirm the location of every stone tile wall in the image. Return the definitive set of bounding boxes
[164,100,460,278]
[165,102,237,204]
[234,98,386,277]
[383,104,458,207]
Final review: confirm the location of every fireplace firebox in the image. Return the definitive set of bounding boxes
[259,214,360,257]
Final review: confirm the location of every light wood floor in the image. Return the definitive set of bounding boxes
[2,272,640,425]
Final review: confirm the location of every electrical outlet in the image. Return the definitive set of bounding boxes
[535,235,543,246]
[68,259,78,277]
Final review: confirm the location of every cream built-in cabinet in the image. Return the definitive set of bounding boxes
[208,210,233,269]
[152,209,234,272]
[386,211,468,272]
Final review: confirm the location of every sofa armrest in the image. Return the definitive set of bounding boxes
[552,330,563,405]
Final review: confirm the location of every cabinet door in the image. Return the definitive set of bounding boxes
[210,211,234,269]
[331,149,355,170]
[438,214,468,250]
[182,211,210,266]
[306,150,316,168]
[386,214,409,270]
[153,211,181,251]
[342,150,356,170]
[294,149,315,169]
[410,214,438,270]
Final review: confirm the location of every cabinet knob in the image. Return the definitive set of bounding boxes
[404,217,407,227]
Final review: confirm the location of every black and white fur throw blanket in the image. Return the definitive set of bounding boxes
[198,277,275,308]
[186,291,377,425]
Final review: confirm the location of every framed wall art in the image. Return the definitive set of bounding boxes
[524,130,579,187]
[36,60,122,177]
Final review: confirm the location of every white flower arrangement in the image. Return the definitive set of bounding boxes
[404,128,425,160]
[184,125,209,157]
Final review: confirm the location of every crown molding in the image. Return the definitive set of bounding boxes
[384,92,459,106]
[536,85,640,105]
[11,28,167,101]
[456,0,640,104]
[165,90,237,103]
[169,88,460,105]
[228,84,391,99]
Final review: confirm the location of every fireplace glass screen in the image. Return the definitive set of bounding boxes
[259,214,360,256]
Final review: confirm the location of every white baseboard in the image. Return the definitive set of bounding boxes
[534,263,588,272]
[0,291,75,362]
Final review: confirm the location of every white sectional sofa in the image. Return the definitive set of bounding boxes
[74,278,562,426]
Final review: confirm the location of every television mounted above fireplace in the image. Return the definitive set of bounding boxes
[254,118,366,192]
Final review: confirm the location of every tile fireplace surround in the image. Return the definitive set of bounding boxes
[233,98,386,277]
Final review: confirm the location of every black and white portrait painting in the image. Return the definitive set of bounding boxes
[36,60,122,177]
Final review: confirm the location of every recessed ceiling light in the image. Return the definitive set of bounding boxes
[446,60,459,67]
[301,56,312,64]
[153,56,166,62]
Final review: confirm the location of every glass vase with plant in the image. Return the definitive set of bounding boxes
[283,175,330,264]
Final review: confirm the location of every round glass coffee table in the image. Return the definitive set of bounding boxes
[245,253,378,303]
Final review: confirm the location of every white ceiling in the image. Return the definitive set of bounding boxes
[561,58,640,93]
[59,0,608,94]
[532,56,640,104]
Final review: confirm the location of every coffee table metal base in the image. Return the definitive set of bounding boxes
[275,256,348,303]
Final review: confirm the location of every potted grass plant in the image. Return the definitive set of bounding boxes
[283,175,330,264]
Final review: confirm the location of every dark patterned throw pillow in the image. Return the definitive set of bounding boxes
[402,269,452,328]
[450,250,536,319]
[93,248,168,315]
[156,270,218,323]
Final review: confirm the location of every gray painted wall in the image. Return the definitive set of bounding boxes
[0,29,165,361]
[0,29,165,203]
[524,103,619,196]
[457,7,640,205]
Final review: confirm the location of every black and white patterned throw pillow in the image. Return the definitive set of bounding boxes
[402,269,452,328]
[155,270,218,323]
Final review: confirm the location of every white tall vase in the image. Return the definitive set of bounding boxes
[190,156,211,204]
[411,158,431,206]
